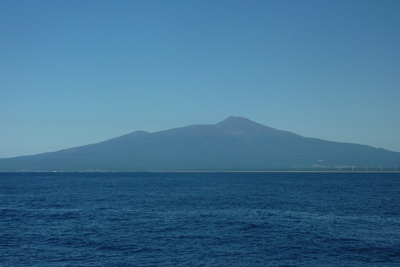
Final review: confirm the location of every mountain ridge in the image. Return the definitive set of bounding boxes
[0,116,399,171]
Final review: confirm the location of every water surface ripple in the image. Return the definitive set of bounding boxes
[1,172,399,266]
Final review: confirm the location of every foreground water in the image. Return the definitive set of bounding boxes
[1,172,399,266]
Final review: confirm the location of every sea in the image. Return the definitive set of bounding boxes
[1,172,399,267]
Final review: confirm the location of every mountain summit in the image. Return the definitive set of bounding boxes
[217,116,270,133]
[217,116,297,137]
[0,116,399,171]
[218,116,258,129]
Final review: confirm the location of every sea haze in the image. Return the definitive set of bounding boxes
[1,172,399,266]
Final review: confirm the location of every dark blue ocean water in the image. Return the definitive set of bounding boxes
[1,172,399,267]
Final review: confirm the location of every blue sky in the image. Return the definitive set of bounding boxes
[1,0,400,158]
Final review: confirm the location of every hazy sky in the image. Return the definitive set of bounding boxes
[1,0,400,158]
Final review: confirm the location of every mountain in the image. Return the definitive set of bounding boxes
[0,116,399,171]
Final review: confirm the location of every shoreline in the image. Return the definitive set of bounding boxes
[1,170,400,174]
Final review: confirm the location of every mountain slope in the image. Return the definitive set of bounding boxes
[0,116,399,171]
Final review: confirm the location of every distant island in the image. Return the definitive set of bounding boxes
[0,116,399,172]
